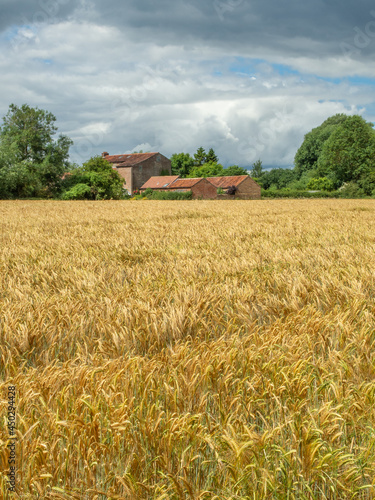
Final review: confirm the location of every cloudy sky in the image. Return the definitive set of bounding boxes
[1,0,375,168]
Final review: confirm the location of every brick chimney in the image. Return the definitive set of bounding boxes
[102,152,109,157]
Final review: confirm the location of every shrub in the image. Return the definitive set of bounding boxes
[149,190,192,200]
[261,189,340,199]
[338,182,366,198]
[61,183,92,200]
[306,177,335,191]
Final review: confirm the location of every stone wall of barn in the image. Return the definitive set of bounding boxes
[113,154,172,194]
[190,179,217,199]
[131,154,171,193]
[235,177,261,199]
[115,166,133,194]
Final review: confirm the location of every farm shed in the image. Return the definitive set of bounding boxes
[141,175,179,190]
[170,178,217,199]
[102,152,171,195]
[207,175,261,199]
[140,176,217,199]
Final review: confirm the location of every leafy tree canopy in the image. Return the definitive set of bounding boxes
[224,165,248,176]
[61,156,124,200]
[188,162,224,178]
[193,147,219,165]
[251,159,263,178]
[206,147,218,163]
[261,168,297,190]
[170,152,195,177]
[294,114,348,178]
[317,115,375,186]
[306,177,335,191]
[0,103,73,198]
[193,147,207,166]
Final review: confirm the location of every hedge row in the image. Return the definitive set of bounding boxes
[260,189,375,199]
[140,190,193,200]
[261,189,340,199]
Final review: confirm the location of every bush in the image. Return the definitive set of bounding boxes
[358,171,375,195]
[261,189,340,199]
[261,186,372,199]
[337,182,366,198]
[306,177,335,191]
[61,183,92,200]
[61,156,125,200]
[149,190,193,200]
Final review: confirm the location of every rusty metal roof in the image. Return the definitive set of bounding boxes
[141,176,179,189]
[170,178,207,188]
[105,152,158,166]
[141,177,213,190]
[207,175,249,188]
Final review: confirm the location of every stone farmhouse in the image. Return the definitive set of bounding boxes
[102,152,171,194]
[141,174,261,199]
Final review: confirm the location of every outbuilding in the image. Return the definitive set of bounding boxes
[140,176,217,199]
[207,175,261,199]
[169,177,217,199]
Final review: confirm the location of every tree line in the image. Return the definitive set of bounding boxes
[254,114,375,197]
[170,148,248,178]
[1,103,375,199]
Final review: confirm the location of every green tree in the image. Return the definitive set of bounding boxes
[170,152,195,177]
[0,103,73,198]
[206,148,218,163]
[251,159,263,178]
[224,165,248,176]
[62,156,124,200]
[194,147,206,166]
[358,170,375,196]
[261,168,296,190]
[188,162,224,178]
[317,115,375,186]
[294,114,348,179]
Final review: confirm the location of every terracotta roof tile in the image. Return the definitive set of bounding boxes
[141,176,179,189]
[105,152,158,166]
[207,175,249,188]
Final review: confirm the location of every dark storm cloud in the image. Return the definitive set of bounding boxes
[88,0,375,59]
[3,0,375,60]
[0,0,77,32]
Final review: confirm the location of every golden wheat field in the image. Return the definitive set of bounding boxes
[1,199,375,499]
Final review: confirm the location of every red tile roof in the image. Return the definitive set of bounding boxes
[207,175,249,188]
[141,176,179,189]
[105,152,158,166]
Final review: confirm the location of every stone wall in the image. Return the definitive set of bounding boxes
[114,154,172,194]
[190,179,217,199]
[115,167,133,194]
[236,177,261,199]
[131,154,171,192]
[216,194,261,200]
